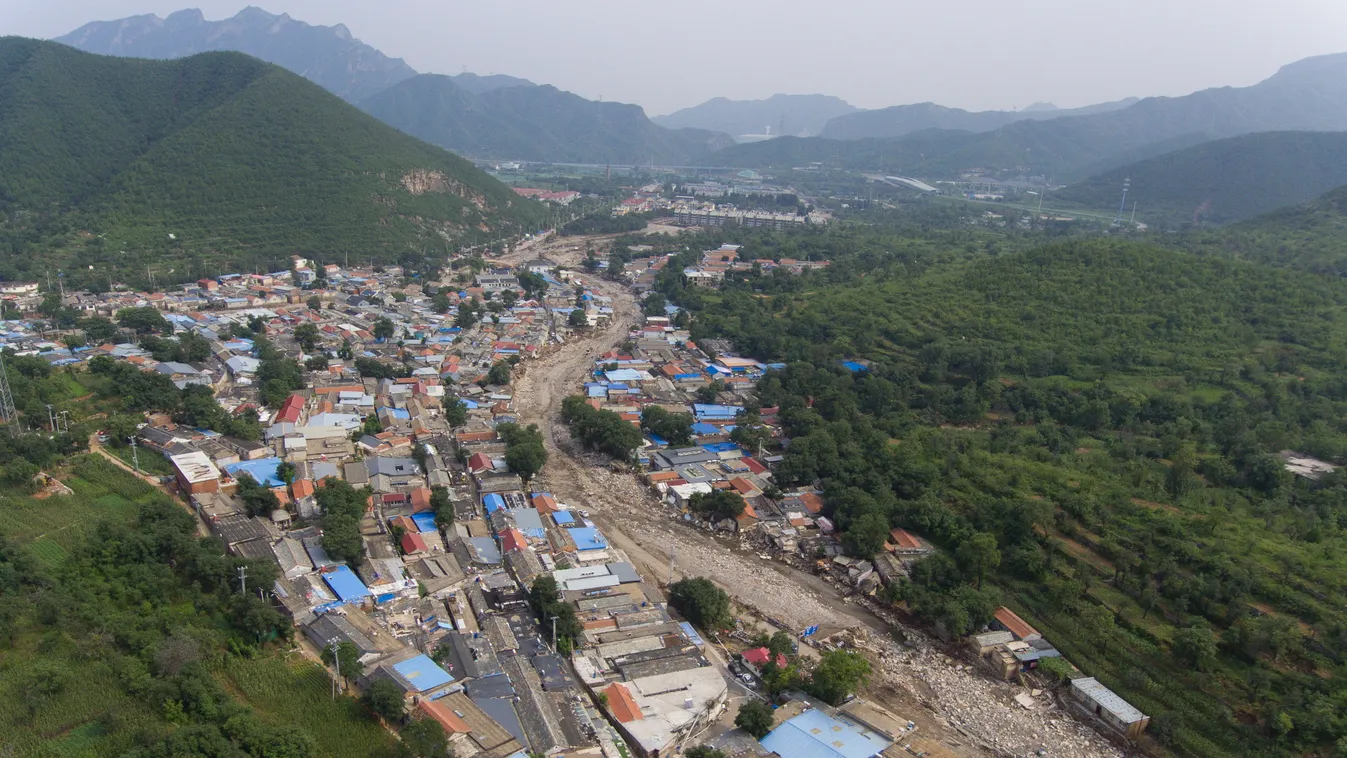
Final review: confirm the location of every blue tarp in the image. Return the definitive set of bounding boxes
[694,404,742,419]
[322,566,372,602]
[552,511,576,526]
[648,433,669,447]
[570,527,608,551]
[225,458,284,487]
[690,422,720,436]
[411,513,438,533]
[604,368,645,383]
[391,654,455,692]
[841,361,868,373]
[388,408,411,419]
[483,493,506,514]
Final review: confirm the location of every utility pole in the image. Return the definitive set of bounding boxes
[551,615,558,649]
[330,643,342,699]
[129,437,141,474]
[45,404,55,432]
[237,565,247,596]
[669,544,677,585]
[1130,201,1138,225]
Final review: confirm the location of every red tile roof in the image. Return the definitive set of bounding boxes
[604,683,643,723]
[500,528,527,553]
[741,647,787,669]
[993,606,1040,640]
[418,699,472,733]
[401,532,428,555]
[889,528,922,550]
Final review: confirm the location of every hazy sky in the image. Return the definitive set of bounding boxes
[4,0,1347,115]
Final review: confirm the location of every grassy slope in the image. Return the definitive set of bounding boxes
[1183,185,1347,276]
[0,456,396,757]
[0,38,545,286]
[1055,132,1347,228]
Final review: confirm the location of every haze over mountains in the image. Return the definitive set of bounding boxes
[0,37,542,286]
[652,94,860,139]
[44,7,1347,222]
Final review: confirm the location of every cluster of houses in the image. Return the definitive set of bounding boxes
[680,243,830,288]
[6,253,735,758]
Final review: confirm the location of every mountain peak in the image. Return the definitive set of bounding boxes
[56,8,418,103]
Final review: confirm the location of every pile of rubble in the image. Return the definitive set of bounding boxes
[852,628,1125,758]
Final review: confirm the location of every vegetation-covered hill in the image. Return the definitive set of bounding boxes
[1185,184,1347,276]
[649,231,1347,757]
[57,7,418,103]
[0,38,544,289]
[1055,132,1347,227]
[709,52,1347,179]
[818,97,1138,140]
[362,74,735,164]
[652,94,859,138]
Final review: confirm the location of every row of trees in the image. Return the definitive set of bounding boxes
[528,575,585,653]
[318,480,369,568]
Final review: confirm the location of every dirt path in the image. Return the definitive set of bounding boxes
[88,434,210,537]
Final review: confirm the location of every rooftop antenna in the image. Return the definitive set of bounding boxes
[0,355,17,436]
[1114,177,1130,225]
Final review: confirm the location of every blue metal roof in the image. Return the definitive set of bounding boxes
[483,493,506,514]
[678,621,706,647]
[552,511,576,525]
[322,566,371,602]
[701,442,741,454]
[569,527,607,551]
[225,457,285,487]
[760,710,892,758]
[391,654,454,692]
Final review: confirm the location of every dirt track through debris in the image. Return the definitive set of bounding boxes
[507,233,1126,758]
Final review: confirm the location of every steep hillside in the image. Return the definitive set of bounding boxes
[57,7,417,103]
[449,72,535,94]
[819,97,1137,140]
[710,52,1347,179]
[1186,185,1347,275]
[653,94,859,138]
[0,38,544,288]
[362,74,734,164]
[1056,132,1347,227]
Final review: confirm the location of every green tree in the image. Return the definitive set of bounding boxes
[294,322,320,352]
[505,442,547,482]
[1172,624,1218,671]
[956,532,1001,589]
[735,699,775,739]
[444,399,467,427]
[806,650,871,705]
[431,486,455,530]
[401,718,449,758]
[641,405,695,446]
[696,380,726,405]
[373,317,396,341]
[485,361,512,386]
[688,489,746,521]
[362,678,406,723]
[568,308,588,328]
[685,748,726,758]
[669,577,731,631]
[307,295,322,310]
[320,640,364,683]
[766,631,795,659]
[517,270,548,300]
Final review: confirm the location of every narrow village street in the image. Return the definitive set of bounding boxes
[506,234,1125,758]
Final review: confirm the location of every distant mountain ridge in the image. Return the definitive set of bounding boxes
[653,94,859,139]
[57,6,418,103]
[57,7,729,164]
[362,74,734,164]
[1055,131,1347,227]
[1186,185,1347,276]
[709,52,1347,179]
[818,97,1139,140]
[0,38,542,288]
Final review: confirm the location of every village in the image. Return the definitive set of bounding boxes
[0,234,1140,758]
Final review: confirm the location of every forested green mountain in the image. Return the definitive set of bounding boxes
[361,74,735,164]
[1186,185,1347,275]
[817,97,1138,140]
[644,230,1347,757]
[708,52,1347,179]
[0,38,544,289]
[652,94,859,138]
[57,7,418,103]
[1056,132,1347,227]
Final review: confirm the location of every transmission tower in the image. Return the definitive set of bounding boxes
[1114,177,1131,225]
[0,354,17,435]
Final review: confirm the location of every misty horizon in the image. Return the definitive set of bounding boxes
[3,0,1345,116]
